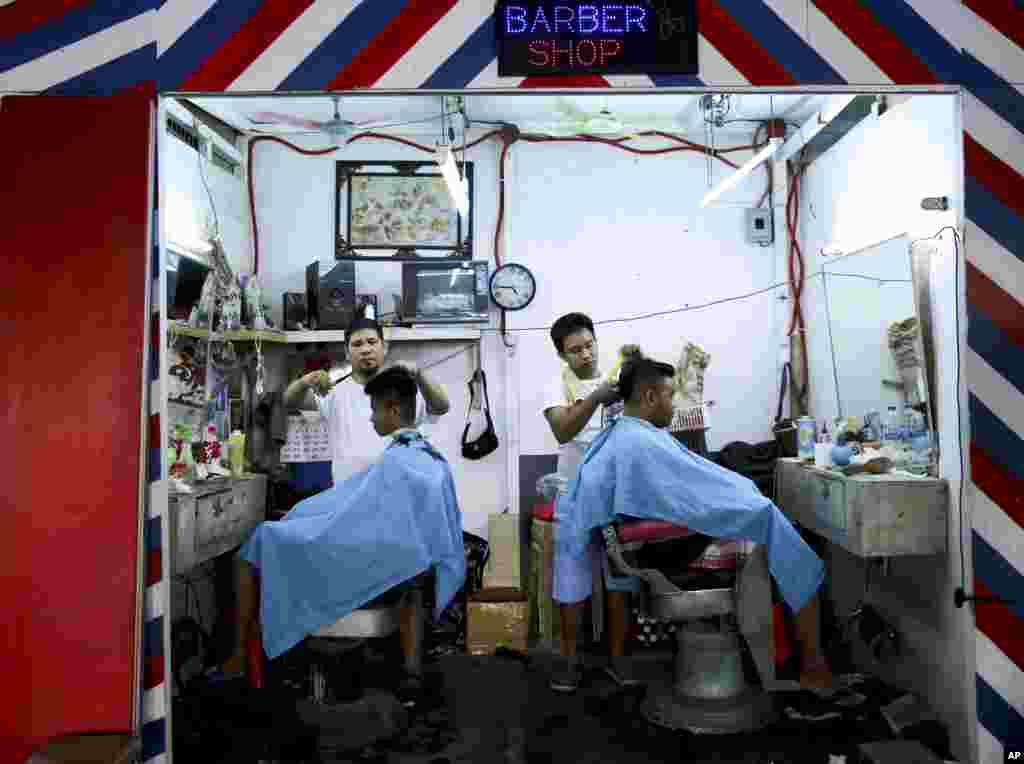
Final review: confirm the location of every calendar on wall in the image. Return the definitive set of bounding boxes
[281,413,331,463]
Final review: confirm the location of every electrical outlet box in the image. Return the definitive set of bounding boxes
[747,208,774,245]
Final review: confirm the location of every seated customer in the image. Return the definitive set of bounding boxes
[221,368,465,695]
[555,357,833,691]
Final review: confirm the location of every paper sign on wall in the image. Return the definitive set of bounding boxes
[281,413,331,463]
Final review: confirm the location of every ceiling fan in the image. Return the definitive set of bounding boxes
[246,94,380,143]
[519,97,683,137]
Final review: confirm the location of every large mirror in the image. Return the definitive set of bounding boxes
[820,234,936,444]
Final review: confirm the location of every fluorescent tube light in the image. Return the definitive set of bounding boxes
[436,146,469,219]
[700,138,782,208]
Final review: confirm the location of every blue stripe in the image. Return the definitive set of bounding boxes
[968,393,1024,485]
[141,718,166,761]
[977,676,1024,752]
[959,51,1024,137]
[149,338,160,383]
[42,44,155,94]
[650,74,704,87]
[422,16,496,88]
[856,0,962,81]
[146,516,161,553]
[712,0,845,84]
[0,0,153,74]
[967,305,1024,400]
[973,532,1024,623]
[967,293,1024,385]
[857,0,1024,135]
[157,0,266,90]
[149,447,162,483]
[277,0,408,91]
[144,616,163,657]
[965,176,1024,267]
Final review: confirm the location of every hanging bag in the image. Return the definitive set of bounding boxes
[772,362,798,457]
[462,369,499,460]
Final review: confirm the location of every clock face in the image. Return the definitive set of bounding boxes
[489,263,536,311]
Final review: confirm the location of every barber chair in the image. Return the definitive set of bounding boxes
[604,520,777,734]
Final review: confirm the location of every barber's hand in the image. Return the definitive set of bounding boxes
[590,380,622,406]
[304,370,330,394]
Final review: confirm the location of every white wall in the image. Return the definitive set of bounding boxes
[504,138,785,455]
[250,133,511,538]
[251,128,787,534]
[799,93,974,761]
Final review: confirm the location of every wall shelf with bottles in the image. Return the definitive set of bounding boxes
[168,322,481,344]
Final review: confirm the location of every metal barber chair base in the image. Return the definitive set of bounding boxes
[604,522,778,735]
[642,619,776,734]
[304,600,404,706]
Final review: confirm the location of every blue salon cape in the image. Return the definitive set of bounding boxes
[556,416,823,613]
[240,432,465,658]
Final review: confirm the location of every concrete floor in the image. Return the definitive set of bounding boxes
[177,645,951,762]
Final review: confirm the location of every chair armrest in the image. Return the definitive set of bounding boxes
[602,526,680,597]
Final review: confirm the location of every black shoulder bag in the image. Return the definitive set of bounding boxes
[772,362,798,457]
[462,369,499,460]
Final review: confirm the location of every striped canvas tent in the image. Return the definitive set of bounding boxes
[1,1,1020,762]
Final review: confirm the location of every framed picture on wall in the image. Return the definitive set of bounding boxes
[336,160,473,260]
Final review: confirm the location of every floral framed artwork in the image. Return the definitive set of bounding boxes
[335,160,473,260]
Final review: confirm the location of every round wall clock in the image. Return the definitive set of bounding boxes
[489,263,537,311]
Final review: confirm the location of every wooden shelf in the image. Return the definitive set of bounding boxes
[169,323,481,344]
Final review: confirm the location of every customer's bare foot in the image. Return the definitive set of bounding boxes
[799,655,834,694]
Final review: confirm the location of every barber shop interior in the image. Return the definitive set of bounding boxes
[159,89,969,763]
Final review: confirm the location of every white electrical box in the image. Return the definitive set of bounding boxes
[746,208,773,245]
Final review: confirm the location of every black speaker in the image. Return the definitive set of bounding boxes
[306,261,355,331]
[282,292,307,330]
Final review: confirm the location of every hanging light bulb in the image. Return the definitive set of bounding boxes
[436,145,469,219]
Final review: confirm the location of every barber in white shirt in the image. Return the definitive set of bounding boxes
[284,317,451,485]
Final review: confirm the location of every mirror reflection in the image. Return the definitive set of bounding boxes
[821,234,932,439]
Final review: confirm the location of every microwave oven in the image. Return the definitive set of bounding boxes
[401,260,490,324]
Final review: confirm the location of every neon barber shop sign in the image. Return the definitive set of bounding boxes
[495,1,697,76]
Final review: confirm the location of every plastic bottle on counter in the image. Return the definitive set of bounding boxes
[883,405,900,445]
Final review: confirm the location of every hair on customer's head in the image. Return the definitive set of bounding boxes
[365,367,418,423]
[618,356,676,402]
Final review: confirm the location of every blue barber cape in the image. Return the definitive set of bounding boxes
[240,432,465,658]
[556,416,823,613]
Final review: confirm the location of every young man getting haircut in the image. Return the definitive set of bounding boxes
[557,356,834,692]
[221,367,465,704]
[542,312,642,692]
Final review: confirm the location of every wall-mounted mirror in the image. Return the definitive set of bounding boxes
[820,233,938,455]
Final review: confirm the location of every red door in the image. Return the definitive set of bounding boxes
[0,95,151,763]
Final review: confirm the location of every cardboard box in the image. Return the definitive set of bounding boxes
[466,588,528,656]
[482,513,521,589]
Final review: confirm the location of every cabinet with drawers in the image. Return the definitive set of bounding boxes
[168,475,267,575]
[774,459,947,557]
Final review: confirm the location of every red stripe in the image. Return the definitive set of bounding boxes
[328,0,457,89]
[179,0,317,91]
[964,133,1024,223]
[811,0,939,84]
[519,73,610,87]
[0,0,91,41]
[963,0,1024,53]
[144,654,164,691]
[970,443,1024,533]
[150,313,160,349]
[965,261,1024,348]
[974,579,1024,673]
[695,0,796,85]
[146,550,162,587]
[149,413,161,451]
